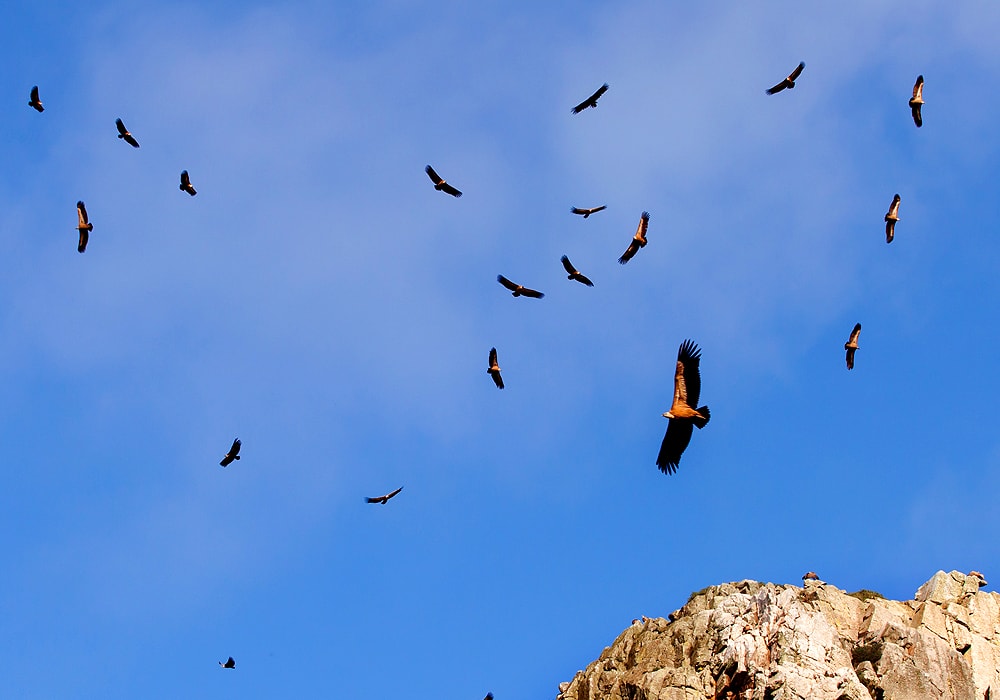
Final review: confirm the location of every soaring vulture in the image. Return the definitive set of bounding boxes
[179,170,197,196]
[365,486,403,504]
[561,255,594,286]
[571,205,606,218]
[884,194,900,243]
[28,85,44,112]
[656,340,711,475]
[765,62,806,95]
[219,438,241,467]
[909,75,924,128]
[497,274,544,298]
[115,118,140,148]
[571,83,609,114]
[424,165,462,197]
[76,201,93,253]
[844,323,861,370]
[219,657,236,669]
[488,347,504,389]
[618,211,650,265]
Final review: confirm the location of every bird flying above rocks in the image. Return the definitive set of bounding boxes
[179,170,197,196]
[115,118,140,148]
[909,75,924,128]
[844,323,861,370]
[497,274,544,298]
[76,201,93,253]
[425,165,462,197]
[571,83,609,113]
[884,194,900,243]
[618,211,650,265]
[488,347,504,389]
[765,62,806,95]
[28,85,43,112]
[365,486,403,504]
[571,205,606,218]
[219,657,236,669]
[657,340,711,475]
[561,255,594,287]
[220,438,241,467]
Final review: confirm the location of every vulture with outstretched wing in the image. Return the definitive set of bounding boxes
[561,255,594,287]
[909,75,924,128]
[618,211,649,264]
[219,438,241,467]
[28,85,44,112]
[219,657,236,669]
[115,118,140,148]
[179,170,197,196]
[497,275,544,298]
[765,62,806,95]
[488,347,504,389]
[844,323,861,370]
[884,194,900,243]
[570,205,606,218]
[425,165,462,197]
[571,83,609,113]
[656,340,711,475]
[76,201,93,253]
[365,486,403,504]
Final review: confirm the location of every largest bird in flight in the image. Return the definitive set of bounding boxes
[571,83,609,113]
[765,62,806,95]
[657,340,711,475]
[115,118,140,148]
[618,212,650,264]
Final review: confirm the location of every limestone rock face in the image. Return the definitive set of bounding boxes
[557,571,999,700]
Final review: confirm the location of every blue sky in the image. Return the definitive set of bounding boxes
[2,1,1000,697]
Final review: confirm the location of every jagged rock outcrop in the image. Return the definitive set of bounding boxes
[557,571,999,700]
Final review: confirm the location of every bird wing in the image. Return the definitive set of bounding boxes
[440,181,462,197]
[489,347,498,367]
[846,346,856,370]
[911,103,922,127]
[425,165,443,185]
[561,255,576,275]
[520,287,544,298]
[887,194,900,218]
[78,229,88,253]
[765,80,788,95]
[570,207,587,215]
[656,419,694,475]
[589,205,607,215]
[912,75,924,101]
[788,61,806,81]
[116,118,128,136]
[636,211,650,243]
[676,340,703,408]
[576,273,594,287]
[230,438,241,456]
[181,170,190,187]
[497,275,518,292]
[77,201,89,226]
[31,85,39,102]
[885,219,895,243]
[385,486,403,500]
[124,133,140,148]
[849,323,861,345]
[590,83,610,101]
[491,371,504,389]
[618,239,640,264]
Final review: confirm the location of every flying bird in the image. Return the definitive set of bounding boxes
[365,486,403,504]
[844,323,861,370]
[618,211,650,265]
[76,201,93,253]
[219,657,236,669]
[497,275,544,298]
[219,438,241,467]
[884,194,900,243]
[115,118,140,148]
[656,340,711,475]
[560,255,594,287]
[484,694,494,700]
[909,75,924,128]
[28,85,43,112]
[765,62,806,95]
[179,170,197,196]
[424,165,462,197]
[488,347,504,389]
[570,205,606,218]
[571,83,609,113]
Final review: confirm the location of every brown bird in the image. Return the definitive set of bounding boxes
[884,194,900,243]
[571,83,609,114]
[765,61,806,95]
[802,571,821,582]
[76,201,93,253]
[424,165,462,197]
[844,323,861,370]
[561,255,594,287]
[487,347,504,389]
[497,275,544,298]
[179,170,197,196]
[909,75,924,128]
[28,85,44,112]
[657,340,711,475]
[969,570,988,587]
[570,205,607,218]
[219,657,236,669]
[219,438,241,467]
[618,211,650,265]
[365,486,403,504]
[115,118,140,148]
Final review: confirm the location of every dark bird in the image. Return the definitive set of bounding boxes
[765,62,806,95]
[844,323,861,370]
[570,205,607,218]
[656,340,711,475]
[497,275,544,298]
[561,255,594,287]
[909,75,924,128]
[115,118,140,148]
[179,170,197,196]
[424,165,462,197]
[618,211,650,265]
[365,486,403,504]
[484,695,494,700]
[76,201,93,253]
[571,83,609,113]
[28,85,44,112]
[884,194,900,243]
[219,438,241,467]
[802,571,821,582]
[219,657,236,669]
[488,347,504,389]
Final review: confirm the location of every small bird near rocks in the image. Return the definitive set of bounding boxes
[802,571,822,582]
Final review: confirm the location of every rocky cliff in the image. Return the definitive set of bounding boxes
[557,571,999,700]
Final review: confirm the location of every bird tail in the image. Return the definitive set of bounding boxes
[693,406,710,429]
[234,455,240,460]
